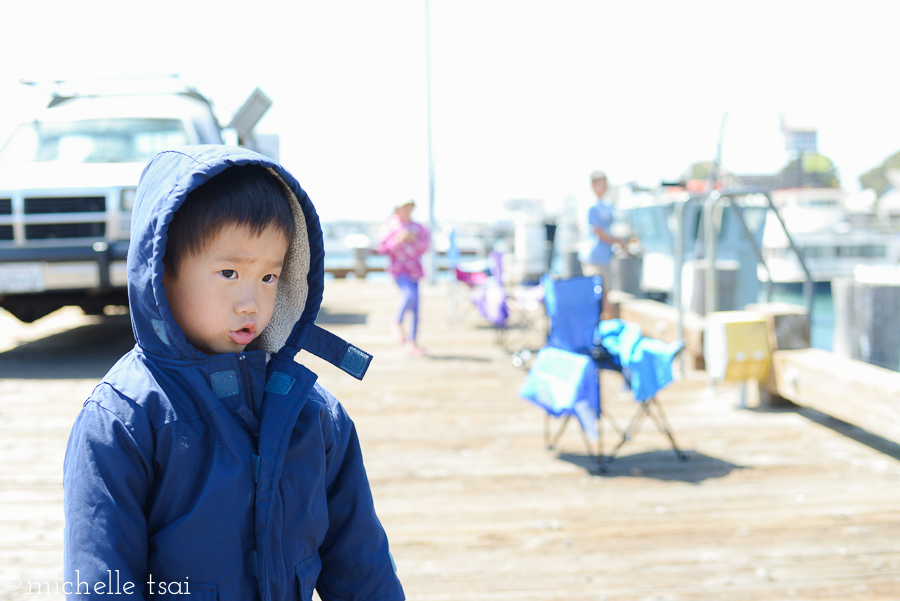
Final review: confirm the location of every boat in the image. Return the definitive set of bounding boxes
[761,187,900,283]
[618,182,900,298]
[618,185,769,311]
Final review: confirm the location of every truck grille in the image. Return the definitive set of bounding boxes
[25,223,106,240]
[0,199,11,215]
[24,196,106,214]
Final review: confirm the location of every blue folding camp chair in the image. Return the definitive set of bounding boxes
[463,251,508,329]
[447,250,502,327]
[458,252,546,368]
[519,275,688,472]
[519,276,615,461]
[501,281,547,370]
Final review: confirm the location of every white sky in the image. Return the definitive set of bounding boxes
[3,0,900,223]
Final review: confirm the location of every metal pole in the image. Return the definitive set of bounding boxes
[673,197,689,376]
[724,195,774,300]
[425,0,437,284]
[761,192,815,322]
[704,190,721,315]
[703,191,722,388]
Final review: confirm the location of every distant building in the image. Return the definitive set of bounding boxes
[783,129,818,156]
[735,173,789,191]
[735,118,837,190]
[781,116,818,157]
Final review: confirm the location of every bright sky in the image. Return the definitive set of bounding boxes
[3,0,900,224]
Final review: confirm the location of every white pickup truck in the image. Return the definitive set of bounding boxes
[0,84,270,322]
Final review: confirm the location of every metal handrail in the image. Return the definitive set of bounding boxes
[673,195,700,375]
[672,186,814,374]
[702,186,814,320]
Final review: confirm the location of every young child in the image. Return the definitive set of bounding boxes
[377,201,429,355]
[63,146,405,601]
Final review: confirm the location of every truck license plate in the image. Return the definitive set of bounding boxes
[0,263,45,293]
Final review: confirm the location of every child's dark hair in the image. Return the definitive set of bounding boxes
[165,165,296,274]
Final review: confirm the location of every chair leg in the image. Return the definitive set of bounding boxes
[579,422,602,463]
[596,415,604,463]
[597,398,687,472]
[544,413,551,448]
[602,412,623,436]
[645,398,688,461]
[593,414,622,469]
[502,302,546,370]
[545,413,604,463]
[546,414,572,450]
[597,402,651,472]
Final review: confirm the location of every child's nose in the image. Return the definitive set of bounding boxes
[235,288,259,314]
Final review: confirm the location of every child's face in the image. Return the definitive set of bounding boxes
[396,203,415,222]
[164,223,290,356]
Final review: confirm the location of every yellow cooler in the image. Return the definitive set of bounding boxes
[704,311,772,383]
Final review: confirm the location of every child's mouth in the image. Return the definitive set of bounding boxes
[230,326,255,346]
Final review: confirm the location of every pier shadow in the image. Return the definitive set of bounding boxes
[739,402,900,461]
[0,315,135,380]
[558,450,745,483]
[794,407,900,462]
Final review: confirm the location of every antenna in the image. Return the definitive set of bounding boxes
[21,75,188,97]
[711,111,728,187]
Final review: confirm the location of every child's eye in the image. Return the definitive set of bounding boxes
[262,274,278,283]
[220,270,237,279]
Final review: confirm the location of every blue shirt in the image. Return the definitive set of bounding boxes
[587,200,615,266]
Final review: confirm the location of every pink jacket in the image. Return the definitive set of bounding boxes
[377,215,430,280]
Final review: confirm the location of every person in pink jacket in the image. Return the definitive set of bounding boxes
[378,201,430,355]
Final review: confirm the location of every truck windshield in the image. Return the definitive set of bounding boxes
[0,118,189,164]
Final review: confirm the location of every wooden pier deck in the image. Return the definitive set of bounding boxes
[1,278,900,600]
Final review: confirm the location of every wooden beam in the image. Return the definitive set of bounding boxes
[772,348,900,444]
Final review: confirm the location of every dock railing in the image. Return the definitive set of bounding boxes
[673,187,815,373]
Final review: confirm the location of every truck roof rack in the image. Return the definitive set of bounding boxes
[19,75,213,109]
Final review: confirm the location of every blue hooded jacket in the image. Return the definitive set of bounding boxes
[63,146,405,601]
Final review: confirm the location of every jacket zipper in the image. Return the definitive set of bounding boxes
[239,354,254,416]
[240,353,261,581]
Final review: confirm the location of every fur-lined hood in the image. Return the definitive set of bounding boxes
[128,145,370,377]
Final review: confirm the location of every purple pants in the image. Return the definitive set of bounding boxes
[394,274,420,341]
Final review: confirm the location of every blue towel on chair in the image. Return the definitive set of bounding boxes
[519,347,600,440]
[597,319,684,402]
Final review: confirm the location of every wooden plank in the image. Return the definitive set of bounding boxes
[773,348,900,443]
[325,266,385,278]
[308,281,900,600]
[3,285,900,601]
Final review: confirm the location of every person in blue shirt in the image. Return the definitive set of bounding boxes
[63,146,405,601]
[583,170,628,320]
[583,170,626,284]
